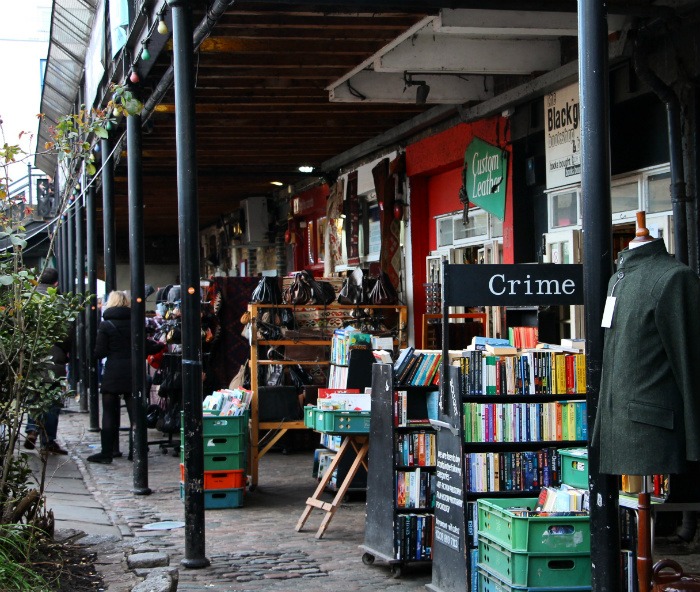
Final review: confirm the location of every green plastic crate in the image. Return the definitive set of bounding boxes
[559,448,589,489]
[477,565,591,592]
[478,537,591,588]
[179,483,244,509]
[203,450,246,471]
[304,406,316,429]
[478,498,590,553]
[313,409,370,434]
[204,433,247,454]
[180,411,249,437]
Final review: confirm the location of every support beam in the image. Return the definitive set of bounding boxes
[578,2,620,591]
[127,112,151,496]
[101,136,116,295]
[86,183,100,432]
[167,0,209,570]
[74,189,87,411]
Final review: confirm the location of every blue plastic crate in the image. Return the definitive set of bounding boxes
[179,483,244,509]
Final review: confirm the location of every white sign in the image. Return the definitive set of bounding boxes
[545,82,581,189]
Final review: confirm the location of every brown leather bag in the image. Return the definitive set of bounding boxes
[652,559,700,591]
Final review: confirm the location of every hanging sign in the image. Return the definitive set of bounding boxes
[545,82,581,189]
[464,137,508,221]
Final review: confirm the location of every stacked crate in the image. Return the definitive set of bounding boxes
[476,496,591,591]
[180,412,248,509]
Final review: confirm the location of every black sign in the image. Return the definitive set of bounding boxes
[443,263,584,307]
[429,366,467,592]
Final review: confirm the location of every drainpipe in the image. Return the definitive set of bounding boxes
[633,28,689,265]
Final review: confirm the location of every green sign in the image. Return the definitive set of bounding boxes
[464,137,508,221]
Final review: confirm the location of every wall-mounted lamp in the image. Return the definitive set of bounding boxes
[404,72,430,105]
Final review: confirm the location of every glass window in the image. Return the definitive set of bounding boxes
[464,211,488,239]
[551,191,578,228]
[611,180,639,214]
[437,217,453,247]
[648,172,672,213]
[490,215,503,238]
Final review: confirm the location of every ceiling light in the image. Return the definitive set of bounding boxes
[270,181,284,186]
[298,166,314,173]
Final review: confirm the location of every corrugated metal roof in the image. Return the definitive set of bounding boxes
[35,0,97,175]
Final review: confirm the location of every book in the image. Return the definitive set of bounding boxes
[471,335,511,349]
[561,338,585,351]
[394,346,415,376]
[484,343,518,355]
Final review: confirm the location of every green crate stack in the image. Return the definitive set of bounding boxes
[477,497,591,591]
[179,411,249,509]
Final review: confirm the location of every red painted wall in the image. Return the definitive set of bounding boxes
[406,117,513,346]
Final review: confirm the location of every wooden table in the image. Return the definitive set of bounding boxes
[295,433,369,539]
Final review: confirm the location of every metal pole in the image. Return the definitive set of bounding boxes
[60,218,68,293]
[27,163,33,208]
[127,112,151,496]
[75,187,88,412]
[56,224,64,291]
[66,204,78,391]
[579,2,620,591]
[86,183,100,431]
[101,136,117,295]
[167,0,209,569]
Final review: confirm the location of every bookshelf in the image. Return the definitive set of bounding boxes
[361,363,438,577]
[248,302,407,489]
[427,263,587,592]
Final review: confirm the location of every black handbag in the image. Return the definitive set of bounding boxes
[251,276,282,304]
[368,271,399,305]
[257,320,282,341]
[338,268,375,305]
[313,281,336,305]
[283,271,313,305]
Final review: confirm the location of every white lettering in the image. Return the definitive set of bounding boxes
[489,274,506,295]
[562,279,575,295]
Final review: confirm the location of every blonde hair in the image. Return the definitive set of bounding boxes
[103,290,130,310]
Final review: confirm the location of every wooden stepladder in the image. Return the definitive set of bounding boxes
[295,434,369,539]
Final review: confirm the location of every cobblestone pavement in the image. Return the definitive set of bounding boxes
[56,401,432,591]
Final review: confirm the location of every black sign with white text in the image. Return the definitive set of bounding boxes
[443,263,584,307]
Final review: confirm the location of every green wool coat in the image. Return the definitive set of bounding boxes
[592,239,700,475]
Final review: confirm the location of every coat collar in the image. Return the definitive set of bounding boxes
[617,239,667,270]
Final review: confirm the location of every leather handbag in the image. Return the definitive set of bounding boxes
[652,559,700,591]
[251,276,282,304]
[283,271,312,305]
[338,267,370,305]
[368,270,399,305]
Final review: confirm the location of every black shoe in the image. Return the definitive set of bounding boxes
[23,431,38,450]
[43,441,68,455]
[113,451,123,458]
[87,453,112,464]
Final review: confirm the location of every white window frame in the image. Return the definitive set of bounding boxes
[434,207,503,254]
[546,164,672,232]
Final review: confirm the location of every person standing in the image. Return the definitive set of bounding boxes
[24,267,70,455]
[89,290,134,464]
[89,290,164,463]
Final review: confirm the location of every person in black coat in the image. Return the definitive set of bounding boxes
[88,290,164,464]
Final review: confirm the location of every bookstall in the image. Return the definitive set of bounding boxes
[427,262,589,592]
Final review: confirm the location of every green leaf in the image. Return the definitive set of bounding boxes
[94,126,108,139]
[10,235,27,248]
[0,275,13,285]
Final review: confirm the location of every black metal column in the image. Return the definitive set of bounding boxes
[167,0,209,569]
[66,204,78,391]
[127,112,151,496]
[56,224,65,292]
[578,2,620,591]
[75,188,88,411]
[86,183,100,432]
[101,136,117,295]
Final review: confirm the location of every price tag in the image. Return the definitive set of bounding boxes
[601,296,616,328]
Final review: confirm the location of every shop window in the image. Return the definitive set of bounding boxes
[647,172,672,213]
[550,190,579,228]
[437,216,454,248]
[436,208,498,249]
[611,179,640,215]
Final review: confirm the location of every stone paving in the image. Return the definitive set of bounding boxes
[42,400,700,591]
[52,400,432,591]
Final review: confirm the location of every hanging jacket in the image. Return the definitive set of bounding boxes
[592,240,700,475]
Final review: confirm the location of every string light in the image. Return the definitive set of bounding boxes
[141,40,150,61]
[157,12,169,35]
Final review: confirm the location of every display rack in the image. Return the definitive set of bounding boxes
[248,302,407,489]
[427,262,586,592]
[361,363,438,577]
